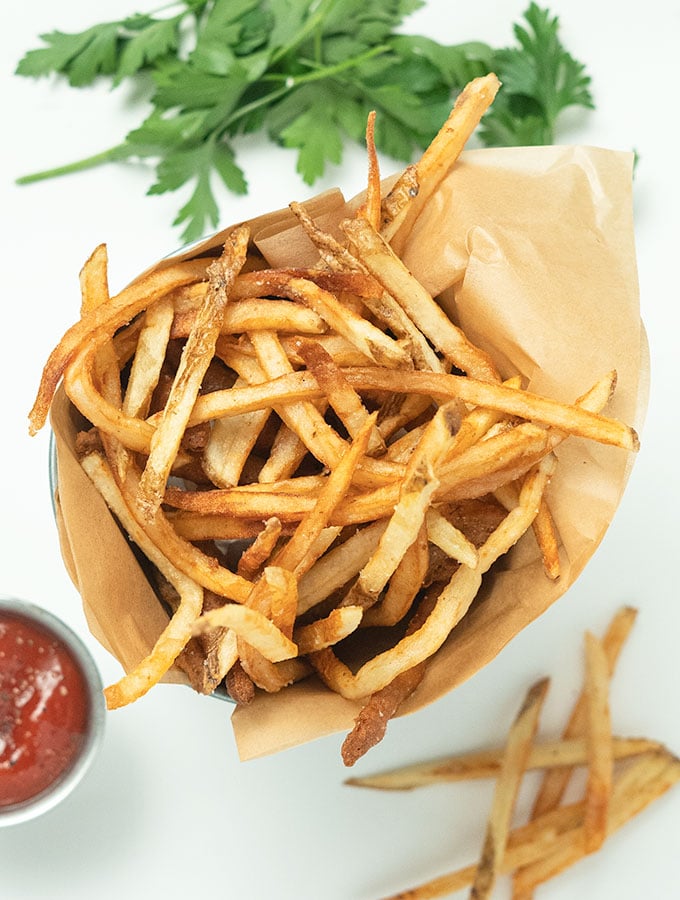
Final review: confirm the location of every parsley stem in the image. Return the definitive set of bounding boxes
[16,144,132,185]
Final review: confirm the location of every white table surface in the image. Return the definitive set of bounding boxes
[2,2,678,897]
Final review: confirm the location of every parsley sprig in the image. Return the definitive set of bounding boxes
[15,1,594,242]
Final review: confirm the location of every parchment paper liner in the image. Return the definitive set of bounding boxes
[50,145,648,760]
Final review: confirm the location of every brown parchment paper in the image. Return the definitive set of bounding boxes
[50,145,648,761]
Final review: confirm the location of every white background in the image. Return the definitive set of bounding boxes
[1,1,679,897]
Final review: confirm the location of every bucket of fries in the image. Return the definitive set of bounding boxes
[32,75,647,765]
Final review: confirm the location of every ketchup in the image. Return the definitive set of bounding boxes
[0,612,90,807]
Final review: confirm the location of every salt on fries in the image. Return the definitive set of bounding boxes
[347,608,680,898]
[30,74,639,762]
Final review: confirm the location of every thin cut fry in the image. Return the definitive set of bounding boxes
[530,606,638,817]
[137,225,250,519]
[191,601,297,662]
[377,750,680,900]
[80,451,203,708]
[470,678,549,900]
[382,73,501,253]
[583,630,613,853]
[345,736,662,790]
[237,517,283,580]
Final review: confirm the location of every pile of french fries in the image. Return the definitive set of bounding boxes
[29,74,639,763]
[348,607,680,898]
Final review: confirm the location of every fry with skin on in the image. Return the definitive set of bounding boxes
[137,225,250,519]
[381,73,501,253]
[525,606,638,818]
[236,517,283,580]
[312,456,556,701]
[80,451,204,709]
[583,630,614,853]
[345,736,663,790]
[342,217,500,383]
[375,750,680,900]
[470,678,549,900]
[342,585,439,767]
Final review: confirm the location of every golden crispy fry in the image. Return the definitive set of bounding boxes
[425,507,479,570]
[529,606,637,818]
[382,73,501,254]
[295,339,385,455]
[79,243,109,314]
[583,631,613,853]
[172,298,327,338]
[123,297,175,419]
[470,678,549,900]
[345,404,456,607]
[273,412,377,574]
[236,517,283,580]
[361,522,429,628]
[343,218,500,383]
[138,226,250,519]
[294,606,363,655]
[191,599,297,662]
[297,520,388,615]
[345,736,662,790]
[30,256,208,435]
[80,451,204,708]
[183,366,638,451]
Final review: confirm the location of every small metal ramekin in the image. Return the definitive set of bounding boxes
[0,596,106,827]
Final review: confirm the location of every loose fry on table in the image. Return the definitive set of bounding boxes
[31,74,641,762]
[376,750,680,900]
[583,631,613,853]
[345,736,662,790]
[352,610,679,900]
[470,678,549,900]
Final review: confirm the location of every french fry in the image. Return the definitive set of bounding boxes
[357,109,382,232]
[583,631,613,853]
[236,517,283,580]
[376,750,680,900]
[470,678,549,900]
[529,606,638,817]
[346,736,663,790]
[343,404,457,608]
[342,587,438,766]
[80,451,204,708]
[381,73,501,254]
[342,218,500,383]
[294,606,363,655]
[137,226,250,519]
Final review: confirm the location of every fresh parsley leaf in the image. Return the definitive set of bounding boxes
[280,94,345,184]
[481,3,594,146]
[115,15,183,84]
[15,2,595,241]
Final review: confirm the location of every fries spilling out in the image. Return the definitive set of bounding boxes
[32,74,643,763]
[347,608,680,898]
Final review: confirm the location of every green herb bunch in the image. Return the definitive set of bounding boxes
[16,0,593,242]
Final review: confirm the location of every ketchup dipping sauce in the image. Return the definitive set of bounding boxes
[0,597,105,826]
